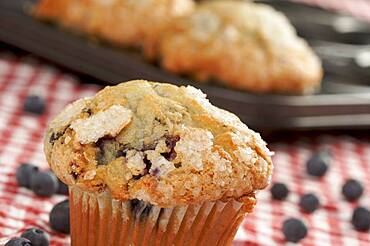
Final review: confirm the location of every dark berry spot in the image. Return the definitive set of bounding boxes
[143,156,152,172]
[50,199,70,234]
[49,132,63,144]
[154,117,163,124]
[129,199,153,220]
[142,140,158,151]
[270,182,289,200]
[159,135,180,161]
[132,174,143,180]
[70,171,79,180]
[96,138,123,165]
[5,237,32,246]
[157,208,165,221]
[174,163,182,168]
[23,95,46,115]
[21,227,49,246]
[306,151,330,177]
[129,199,145,216]
[150,168,160,176]
[140,204,153,220]
[30,171,58,197]
[165,135,180,150]
[116,149,127,158]
[96,139,107,165]
[351,206,370,231]
[129,199,141,211]
[299,193,320,213]
[82,107,92,116]
[342,179,364,201]
[57,178,69,195]
[161,151,177,161]
[16,163,39,188]
[96,151,105,166]
[282,218,308,243]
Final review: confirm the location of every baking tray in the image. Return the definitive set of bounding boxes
[0,0,370,131]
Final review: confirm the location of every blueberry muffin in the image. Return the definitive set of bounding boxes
[34,0,194,58]
[159,0,323,94]
[44,80,273,245]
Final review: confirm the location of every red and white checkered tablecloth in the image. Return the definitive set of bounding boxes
[0,53,98,245]
[293,0,370,21]
[0,53,369,246]
[1,1,370,244]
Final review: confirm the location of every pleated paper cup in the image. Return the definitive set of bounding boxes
[69,186,253,246]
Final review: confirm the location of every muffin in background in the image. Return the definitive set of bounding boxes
[160,0,323,94]
[34,0,195,58]
[44,80,273,245]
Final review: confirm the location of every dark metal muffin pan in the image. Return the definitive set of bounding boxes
[0,0,369,130]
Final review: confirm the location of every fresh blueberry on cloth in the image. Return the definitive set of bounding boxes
[299,193,320,213]
[270,182,289,200]
[50,199,70,234]
[306,151,330,177]
[282,218,308,243]
[5,237,32,246]
[30,171,58,197]
[21,228,49,246]
[342,179,364,201]
[352,206,370,231]
[23,95,46,115]
[16,163,39,188]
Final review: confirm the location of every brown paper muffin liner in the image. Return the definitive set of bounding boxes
[69,186,252,246]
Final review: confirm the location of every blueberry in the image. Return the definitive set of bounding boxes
[299,193,320,213]
[130,199,145,215]
[306,151,330,177]
[50,199,70,234]
[57,178,69,195]
[21,228,49,246]
[30,171,58,197]
[23,95,46,115]
[140,204,153,220]
[282,218,308,243]
[351,206,370,231]
[5,237,32,246]
[49,132,63,145]
[16,163,39,188]
[270,182,289,200]
[342,179,364,201]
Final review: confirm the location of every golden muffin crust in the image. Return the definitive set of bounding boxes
[160,0,323,94]
[34,0,194,58]
[45,80,273,207]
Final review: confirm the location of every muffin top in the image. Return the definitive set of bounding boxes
[34,0,195,58]
[160,0,322,94]
[44,80,273,207]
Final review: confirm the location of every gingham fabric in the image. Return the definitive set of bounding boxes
[0,53,369,246]
[0,53,98,245]
[293,0,370,21]
[1,0,370,244]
